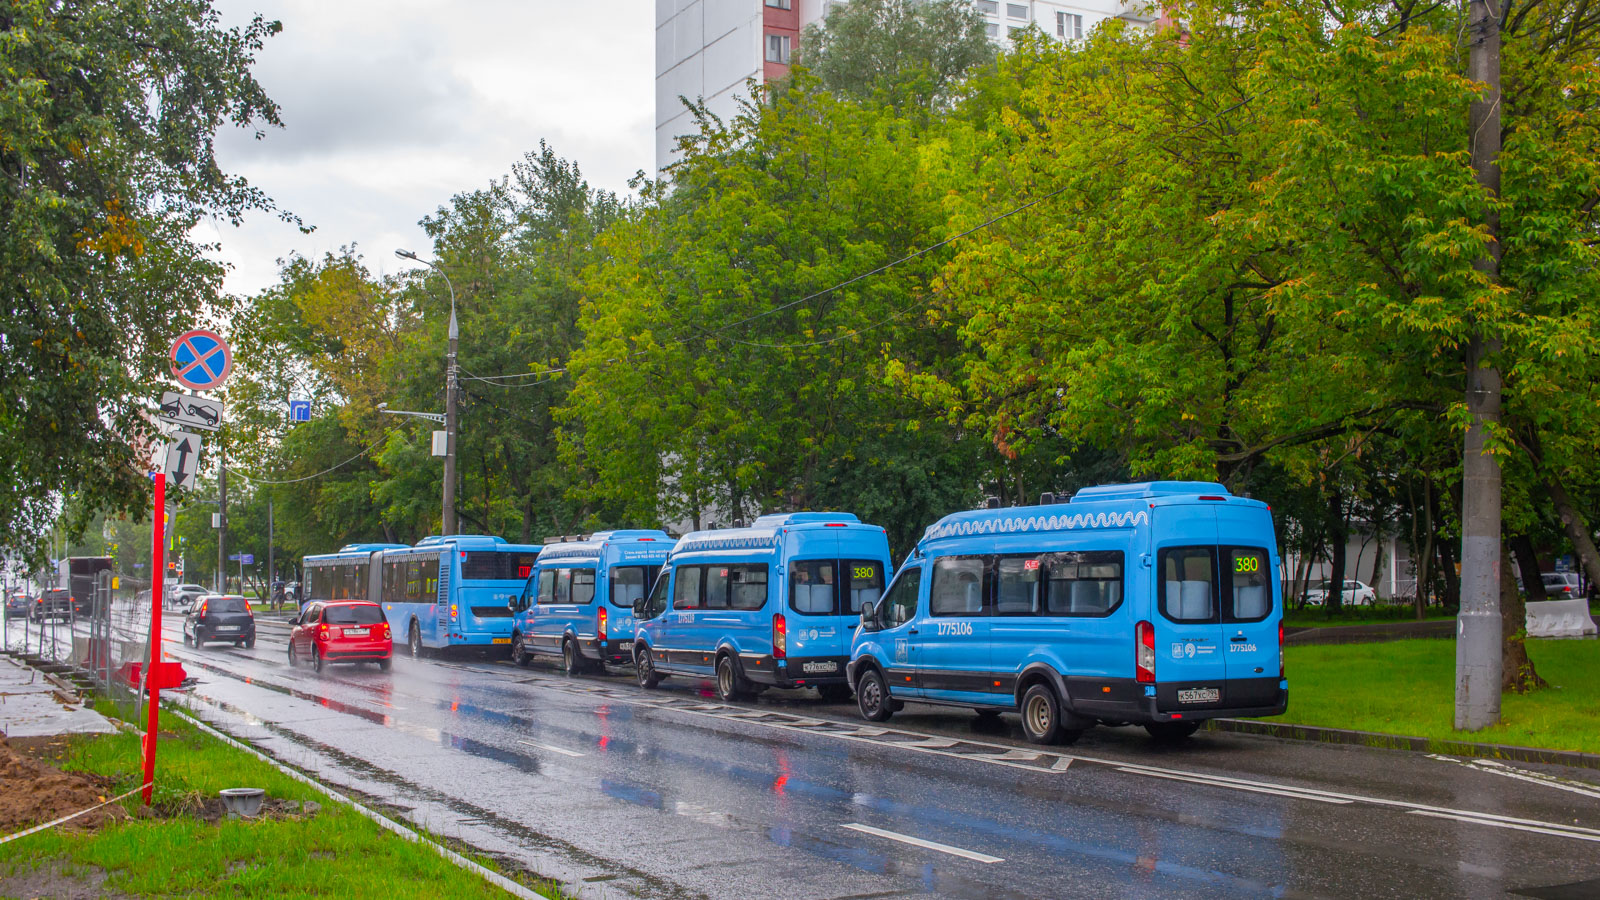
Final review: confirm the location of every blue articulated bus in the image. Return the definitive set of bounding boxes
[303,544,408,607]
[374,535,541,657]
[847,481,1287,745]
[633,513,892,702]
[509,530,676,674]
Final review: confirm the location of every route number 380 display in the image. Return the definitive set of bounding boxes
[1235,555,1262,573]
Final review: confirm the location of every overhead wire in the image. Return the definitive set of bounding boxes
[226,434,390,485]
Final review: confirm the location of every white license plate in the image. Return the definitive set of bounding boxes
[345,628,368,637]
[215,625,238,632]
[1177,687,1220,704]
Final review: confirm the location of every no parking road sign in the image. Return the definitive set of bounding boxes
[169,329,233,392]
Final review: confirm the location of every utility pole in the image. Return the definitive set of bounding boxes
[1456,0,1503,730]
[396,248,458,535]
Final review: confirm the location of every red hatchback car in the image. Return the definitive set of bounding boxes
[288,601,393,672]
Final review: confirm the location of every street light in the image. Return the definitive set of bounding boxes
[395,249,459,535]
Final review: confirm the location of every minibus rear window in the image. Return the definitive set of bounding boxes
[844,560,884,614]
[1160,547,1217,623]
[790,560,837,615]
[1042,552,1124,616]
[1225,548,1271,622]
[931,557,987,617]
[611,566,659,608]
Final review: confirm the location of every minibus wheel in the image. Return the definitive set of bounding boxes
[715,655,751,702]
[511,634,530,668]
[635,646,662,689]
[562,638,584,676]
[1020,684,1083,745]
[1144,721,1200,742]
[856,669,893,722]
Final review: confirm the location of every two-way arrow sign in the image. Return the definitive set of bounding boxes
[162,431,204,489]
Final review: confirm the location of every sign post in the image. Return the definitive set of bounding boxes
[143,471,165,804]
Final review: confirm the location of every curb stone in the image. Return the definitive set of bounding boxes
[1207,717,1600,771]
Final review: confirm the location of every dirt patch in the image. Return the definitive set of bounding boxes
[0,737,127,835]
[0,862,129,900]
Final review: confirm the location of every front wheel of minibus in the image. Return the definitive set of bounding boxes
[635,645,662,689]
[511,634,530,668]
[855,668,894,722]
[1144,721,1200,743]
[1020,683,1083,746]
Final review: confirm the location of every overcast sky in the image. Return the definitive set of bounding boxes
[207,0,654,296]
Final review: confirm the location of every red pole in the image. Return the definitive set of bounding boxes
[143,472,165,804]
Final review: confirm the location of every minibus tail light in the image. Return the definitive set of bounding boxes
[773,613,787,659]
[1136,620,1155,684]
[1279,622,1285,679]
[597,606,608,644]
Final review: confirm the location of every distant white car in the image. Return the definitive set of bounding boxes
[1305,580,1378,607]
[1539,572,1590,600]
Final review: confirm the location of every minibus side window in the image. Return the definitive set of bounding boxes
[536,569,557,605]
[995,557,1041,615]
[704,566,731,609]
[640,570,670,619]
[727,565,768,610]
[611,566,658,608]
[571,568,596,605]
[880,567,923,628]
[673,566,703,610]
[1043,551,1124,616]
[790,560,838,615]
[844,560,884,614]
[1160,547,1217,623]
[1224,548,1272,622]
[930,557,988,617]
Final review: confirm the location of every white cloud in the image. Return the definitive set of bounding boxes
[206,0,654,296]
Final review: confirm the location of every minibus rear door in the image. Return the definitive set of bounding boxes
[1154,542,1227,712]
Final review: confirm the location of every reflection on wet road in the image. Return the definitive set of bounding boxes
[9,613,1600,898]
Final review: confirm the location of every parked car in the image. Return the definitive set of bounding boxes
[30,589,74,622]
[167,583,209,610]
[1304,580,1377,607]
[183,594,256,648]
[288,601,392,672]
[5,591,32,617]
[1539,572,1588,601]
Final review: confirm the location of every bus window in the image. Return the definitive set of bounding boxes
[462,552,539,580]
[931,557,986,617]
[789,561,836,615]
[673,566,703,610]
[843,560,883,614]
[1161,547,1217,622]
[554,569,573,604]
[995,557,1040,615]
[537,569,557,605]
[571,569,596,605]
[880,566,921,628]
[726,565,768,611]
[1226,548,1271,621]
[1043,551,1123,616]
[610,566,658,608]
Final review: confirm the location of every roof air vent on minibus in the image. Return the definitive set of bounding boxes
[984,496,1001,509]
[1039,492,1056,506]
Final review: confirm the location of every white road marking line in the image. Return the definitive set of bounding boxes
[1116,766,1352,804]
[515,740,584,758]
[1468,761,1600,801]
[1408,810,1600,843]
[1050,756,1073,771]
[841,823,1004,864]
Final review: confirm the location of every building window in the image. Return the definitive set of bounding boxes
[985,22,999,36]
[1058,11,1083,39]
[765,33,791,63]
[1007,3,1029,18]
[977,0,999,13]
[765,0,791,7]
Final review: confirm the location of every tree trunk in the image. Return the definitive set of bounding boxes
[1544,475,1600,592]
[1417,480,1436,620]
[1328,491,1348,614]
[1511,534,1548,602]
[1439,537,1461,611]
[1501,543,1546,693]
[1369,533,1386,601]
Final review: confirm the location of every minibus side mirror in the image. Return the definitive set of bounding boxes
[859,600,879,632]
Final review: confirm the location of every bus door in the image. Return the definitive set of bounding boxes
[916,555,992,701]
[1216,505,1280,703]
[1155,514,1227,711]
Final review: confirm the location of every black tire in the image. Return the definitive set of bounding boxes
[816,683,852,703]
[715,654,751,702]
[511,633,530,668]
[1020,683,1083,745]
[562,638,584,676]
[408,622,422,659]
[194,628,206,648]
[378,657,392,673]
[312,646,325,673]
[244,636,255,650]
[1145,721,1200,743]
[287,642,298,667]
[635,645,662,689]
[855,668,893,722]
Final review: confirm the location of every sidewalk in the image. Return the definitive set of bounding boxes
[0,653,117,739]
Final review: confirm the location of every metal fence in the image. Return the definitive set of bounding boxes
[2,571,152,719]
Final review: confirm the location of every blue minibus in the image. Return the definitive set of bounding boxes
[847,482,1287,744]
[373,535,541,657]
[633,513,892,702]
[508,530,675,674]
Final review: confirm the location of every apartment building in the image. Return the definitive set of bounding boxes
[655,0,1161,174]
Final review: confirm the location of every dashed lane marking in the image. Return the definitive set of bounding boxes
[516,740,585,758]
[841,823,1004,864]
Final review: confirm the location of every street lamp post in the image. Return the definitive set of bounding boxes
[395,249,458,536]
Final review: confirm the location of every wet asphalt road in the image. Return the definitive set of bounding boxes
[9,612,1600,899]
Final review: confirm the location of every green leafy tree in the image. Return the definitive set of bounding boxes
[0,0,288,562]
[795,0,995,110]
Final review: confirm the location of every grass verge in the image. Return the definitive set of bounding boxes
[1266,638,1600,755]
[0,708,565,899]
[1282,606,1455,628]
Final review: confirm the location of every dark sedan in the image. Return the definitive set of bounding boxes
[183,594,256,648]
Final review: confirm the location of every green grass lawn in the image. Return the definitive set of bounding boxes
[0,712,561,898]
[1282,605,1455,628]
[1269,638,1600,755]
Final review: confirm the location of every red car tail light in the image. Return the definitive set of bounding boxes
[197,600,208,617]
[1136,621,1155,684]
